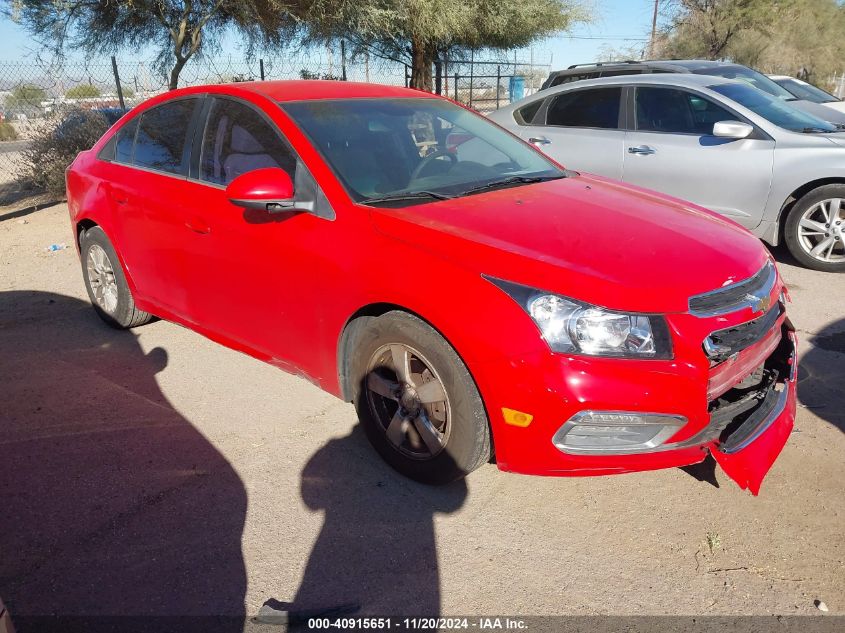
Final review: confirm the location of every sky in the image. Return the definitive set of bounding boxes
[0,0,661,70]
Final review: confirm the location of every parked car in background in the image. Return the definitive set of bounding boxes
[541,60,845,127]
[66,81,796,493]
[768,75,845,114]
[491,73,845,272]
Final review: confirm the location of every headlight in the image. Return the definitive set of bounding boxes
[487,277,672,358]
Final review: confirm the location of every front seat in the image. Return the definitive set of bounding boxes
[223,124,281,183]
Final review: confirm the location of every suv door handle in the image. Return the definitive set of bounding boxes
[628,145,656,155]
[528,136,552,146]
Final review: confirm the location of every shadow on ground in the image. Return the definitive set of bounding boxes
[797,317,845,434]
[262,426,467,623]
[1,290,470,631]
[0,291,247,631]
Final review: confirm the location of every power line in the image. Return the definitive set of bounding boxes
[564,35,650,41]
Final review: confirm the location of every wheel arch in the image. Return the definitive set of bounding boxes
[777,177,845,244]
[75,218,140,295]
[337,303,436,402]
[335,301,496,461]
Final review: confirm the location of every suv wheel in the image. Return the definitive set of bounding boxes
[349,311,491,484]
[784,185,845,272]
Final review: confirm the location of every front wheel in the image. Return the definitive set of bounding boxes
[349,311,491,484]
[784,185,845,272]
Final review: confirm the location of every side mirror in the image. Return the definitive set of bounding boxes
[712,120,754,139]
[226,167,297,213]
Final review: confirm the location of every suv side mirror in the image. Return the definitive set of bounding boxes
[712,120,754,139]
[227,167,300,213]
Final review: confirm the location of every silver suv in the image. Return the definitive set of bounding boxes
[490,74,845,272]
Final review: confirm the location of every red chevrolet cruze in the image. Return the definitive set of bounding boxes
[66,81,797,493]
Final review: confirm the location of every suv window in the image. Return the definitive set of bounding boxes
[636,87,736,134]
[200,98,297,186]
[546,88,622,129]
[133,99,197,174]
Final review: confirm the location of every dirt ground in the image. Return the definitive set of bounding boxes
[1,203,843,625]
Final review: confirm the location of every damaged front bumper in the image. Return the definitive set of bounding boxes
[709,329,797,494]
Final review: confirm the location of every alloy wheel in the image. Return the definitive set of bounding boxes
[797,198,845,263]
[86,244,119,314]
[365,343,451,460]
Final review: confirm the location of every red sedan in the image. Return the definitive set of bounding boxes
[66,81,797,493]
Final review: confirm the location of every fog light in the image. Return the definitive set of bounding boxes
[552,411,686,454]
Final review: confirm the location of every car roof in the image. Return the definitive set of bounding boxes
[172,80,435,103]
[543,73,739,91]
[553,59,747,75]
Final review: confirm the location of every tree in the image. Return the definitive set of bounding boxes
[6,0,300,90]
[659,0,775,60]
[301,0,587,91]
[65,84,101,99]
[657,0,845,89]
[4,83,46,109]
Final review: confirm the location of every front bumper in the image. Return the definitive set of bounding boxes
[479,320,797,494]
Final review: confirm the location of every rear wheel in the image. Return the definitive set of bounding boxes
[349,311,491,484]
[784,185,845,272]
[80,226,153,328]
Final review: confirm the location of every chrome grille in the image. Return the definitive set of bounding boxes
[688,261,776,317]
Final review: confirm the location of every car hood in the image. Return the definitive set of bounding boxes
[790,98,845,124]
[369,174,769,314]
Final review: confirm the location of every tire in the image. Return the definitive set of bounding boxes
[79,226,153,328]
[348,311,491,484]
[784,185,845,272]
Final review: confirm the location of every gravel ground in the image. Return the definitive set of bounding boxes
[0,203,843,625]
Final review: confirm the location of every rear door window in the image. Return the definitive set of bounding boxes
[199,98,297,186]
[132,98,197,174]
[546,88,622,129]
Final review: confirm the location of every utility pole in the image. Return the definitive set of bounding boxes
[649,0,659,59]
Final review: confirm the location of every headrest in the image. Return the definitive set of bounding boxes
[230,124,264,153]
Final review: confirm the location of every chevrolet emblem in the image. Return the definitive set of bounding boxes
[745,292,770,313]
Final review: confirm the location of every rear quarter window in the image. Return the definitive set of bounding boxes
[513,100,543,125]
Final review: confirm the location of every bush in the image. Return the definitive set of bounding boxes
[0,121,18,141]
[21,108,111,196]
[65,84,101,99]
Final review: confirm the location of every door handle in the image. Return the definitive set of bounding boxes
[185,217,211,235]
[528,136,552,146]
[628,145,656,155]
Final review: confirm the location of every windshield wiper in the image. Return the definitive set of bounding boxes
[360,190,453,205]
[459,175,564,197]
[801,126,834,133]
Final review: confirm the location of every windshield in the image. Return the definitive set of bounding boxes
[774,77,838,104]
[710,83,838,133]
[281,98,563,204]
[693,65,795,100]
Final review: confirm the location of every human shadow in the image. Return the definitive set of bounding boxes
[0,291,247,632]
[797,316,845,434]
[262,426,467,627]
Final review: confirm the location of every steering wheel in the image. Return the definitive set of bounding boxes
[410,150,457,181]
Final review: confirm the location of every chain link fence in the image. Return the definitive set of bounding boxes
[0,51,549,203]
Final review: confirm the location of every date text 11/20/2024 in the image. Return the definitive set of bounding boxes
[306,617,527,629]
